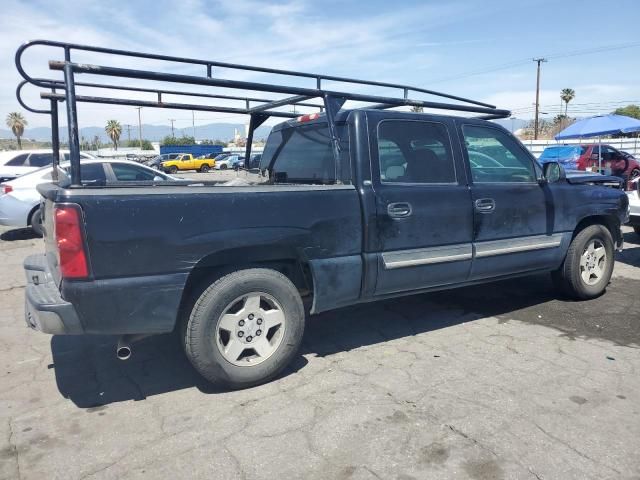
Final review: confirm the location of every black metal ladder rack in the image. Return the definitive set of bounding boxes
[15,39,511,186]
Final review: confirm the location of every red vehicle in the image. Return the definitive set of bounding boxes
[579,144,640,187]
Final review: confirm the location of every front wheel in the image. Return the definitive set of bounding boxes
[168,166,178,174]
[220,164,228,170]
[552,225,614,299]
[184,268,305,389]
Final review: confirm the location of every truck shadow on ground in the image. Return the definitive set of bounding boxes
[51,269,639,408]
[0,227,40,241]
[52,273,576,408]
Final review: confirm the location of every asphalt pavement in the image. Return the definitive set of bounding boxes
[1,224,639,480]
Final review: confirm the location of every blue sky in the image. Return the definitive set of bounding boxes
[1,0,639,130]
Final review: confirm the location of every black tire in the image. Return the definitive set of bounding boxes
[634,226,640,236]
[184,268,305,389]
[630,169,640,181]
[30,208,43,237]
[220,164,227,170]
[200,164,210,173]
[552,225,614,300]
[169,166,178,174]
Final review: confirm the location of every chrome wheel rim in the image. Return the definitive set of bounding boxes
[580,240,607,286]
[215,292,286,367]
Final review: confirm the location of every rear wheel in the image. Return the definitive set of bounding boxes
[552,225,614,299]
[30,208,43,237]
[629,168,640,182]
[184,268,305,388]
[200,164,210,173]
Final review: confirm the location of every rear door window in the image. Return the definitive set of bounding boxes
[377,120,455,184]
[28,153,53,167]
[63,163,107,184]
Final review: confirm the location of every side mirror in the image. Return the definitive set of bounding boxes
[541,161,566,184]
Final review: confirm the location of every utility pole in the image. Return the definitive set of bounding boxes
[136,107,143,149]
[169,119,176,138]
[192,111,196,141]
[125,124,131,143]
[533,58,547,140]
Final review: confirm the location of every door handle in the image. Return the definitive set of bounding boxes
[387,202,412,218]
[474,198,495,213]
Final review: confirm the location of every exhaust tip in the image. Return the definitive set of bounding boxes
[116,345,131,361]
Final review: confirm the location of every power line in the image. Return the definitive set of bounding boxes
[429,41,640,84]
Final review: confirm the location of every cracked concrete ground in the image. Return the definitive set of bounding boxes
[1,225,639,480]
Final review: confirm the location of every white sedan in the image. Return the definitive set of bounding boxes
[0,159,174,235]
[0,149,96,182]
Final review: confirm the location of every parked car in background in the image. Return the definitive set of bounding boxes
[0,149,96,182]
[249,153,262,169]
[538,145,586,170]
[539,144,640,189]
[161,153,215,173]
[627,178,640,236]
[0,160,175,235]
[215,154,245,170]
[146,153,181,170]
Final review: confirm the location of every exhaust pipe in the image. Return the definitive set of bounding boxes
[116,338,132,360]
[116,334,152,361]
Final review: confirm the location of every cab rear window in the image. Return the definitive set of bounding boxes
[260,123,347,184]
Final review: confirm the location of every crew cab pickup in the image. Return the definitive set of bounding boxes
[17,40,630,389]
[161,153,214,173]
[26,110,630,388]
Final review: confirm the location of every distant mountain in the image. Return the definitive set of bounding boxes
[0,123,272,142]
[0,118,532,143]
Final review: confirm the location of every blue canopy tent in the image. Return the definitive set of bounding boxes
[555,114,640,173]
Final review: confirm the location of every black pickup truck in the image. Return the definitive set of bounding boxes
[18,41,629,389]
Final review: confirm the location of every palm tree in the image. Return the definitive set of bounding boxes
[105,120,122,150]
[560,88,575,117]
[6,112,28,149]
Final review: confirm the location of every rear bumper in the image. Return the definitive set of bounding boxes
[24,254,83,334]
[23,253,188,335]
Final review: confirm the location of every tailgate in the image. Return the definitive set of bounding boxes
[36,183,62,286]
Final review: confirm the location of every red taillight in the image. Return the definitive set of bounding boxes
[54,205,89,279]
[1,184,12,194]
[296,113,320,123]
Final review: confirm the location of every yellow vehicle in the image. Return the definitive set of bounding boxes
[161,153,215,173]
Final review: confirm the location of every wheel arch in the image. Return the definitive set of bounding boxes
[573,214,622,248]
[26,203,40,226]
[177,245,314,329]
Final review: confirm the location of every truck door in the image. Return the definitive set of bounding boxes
[459,122,564,280]
[369,117,474,295]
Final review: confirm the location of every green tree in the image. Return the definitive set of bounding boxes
[161,135,195,145]
[5,112,28,149]
[124,139,154,150]
[614,104,640,119]
[105,120,122,150]
[560,88,575,117]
